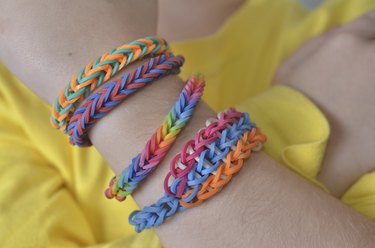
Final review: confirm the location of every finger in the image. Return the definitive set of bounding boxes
[341,9,375,39]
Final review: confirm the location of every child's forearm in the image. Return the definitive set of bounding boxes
[97,75,375,248]
[0,0,157,104]
[1,1,375,247]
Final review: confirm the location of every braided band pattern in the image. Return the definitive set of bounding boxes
[68,54,184,146]
[104,75,205,201]
[51,36,171,132]
[163,108,250,198]
[179,127,266,208]
[129,111,266,232]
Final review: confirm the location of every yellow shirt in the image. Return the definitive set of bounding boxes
[0,0,374,247]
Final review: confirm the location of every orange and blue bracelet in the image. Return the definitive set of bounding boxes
[68,54,185,146]
[48,34,268,235]
[51,36,171,132]
[129,109,266,232]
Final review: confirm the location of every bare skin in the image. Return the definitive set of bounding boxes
[0,1,375,247]
[274,10,375,196]
[158,0,245,41]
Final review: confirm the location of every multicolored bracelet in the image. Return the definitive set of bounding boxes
[128,109,267,232]
[164,108,248,197]
[51,36,171,132]
[179,127,265,208]
[48,33,267,236]
[105,75,205,201]
[68,54,184,146]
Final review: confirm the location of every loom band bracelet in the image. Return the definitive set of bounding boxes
[105,75,205,201]
[68,54,183,146]
[166,116,254,198]
[70,37,168,91]
[166,108,244,181]
[52,38,171,133]
[67,54,185,146]
[128,116,261,232]
[51,36,171,132]
[164,125,242,197]
[129,118,252,232]
[168,141,234,203]
[104,75,205,201]
[164,110,253,197]
[72,36,171,92]
[52,38,171,130]
[179,128,267,209]
[129,128,266,233]
[169,132,215,177]
[59,37,170,105]
[163,110,248,196]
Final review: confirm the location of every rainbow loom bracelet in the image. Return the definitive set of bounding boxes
[164,108,247,197]
[51,36,171,132]
[104,75,205,201]
[129,109,267,232]
[68,54,185,146]
[179,127,265,208]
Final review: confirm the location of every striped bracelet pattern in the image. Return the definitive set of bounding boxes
[105,75,205,201]
[68,54,185,146]
[164,108,249,198]
[129,110,266,232]
[179,127,266,208]
[51,36,171,132]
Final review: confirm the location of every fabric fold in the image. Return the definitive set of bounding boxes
[237,85,329,189]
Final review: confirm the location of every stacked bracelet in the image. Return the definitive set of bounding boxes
[164,108,248,197]
[179,127,265,208]
[129,109,266,232]
[49,35,267,234]
[68,54,185,146]
[51,36,171,132]
[105,75,205,201]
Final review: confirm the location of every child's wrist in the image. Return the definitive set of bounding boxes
[88,74,200,174]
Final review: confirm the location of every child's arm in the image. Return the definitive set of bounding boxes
[274,10,375,197]
[1,1,374,247]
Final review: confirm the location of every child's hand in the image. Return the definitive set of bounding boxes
[274,10,375,196]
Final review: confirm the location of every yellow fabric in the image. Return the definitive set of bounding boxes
[236,85,330,190]
[0,0,374,247]
[171,0,375,221]
[0,65,161,247]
